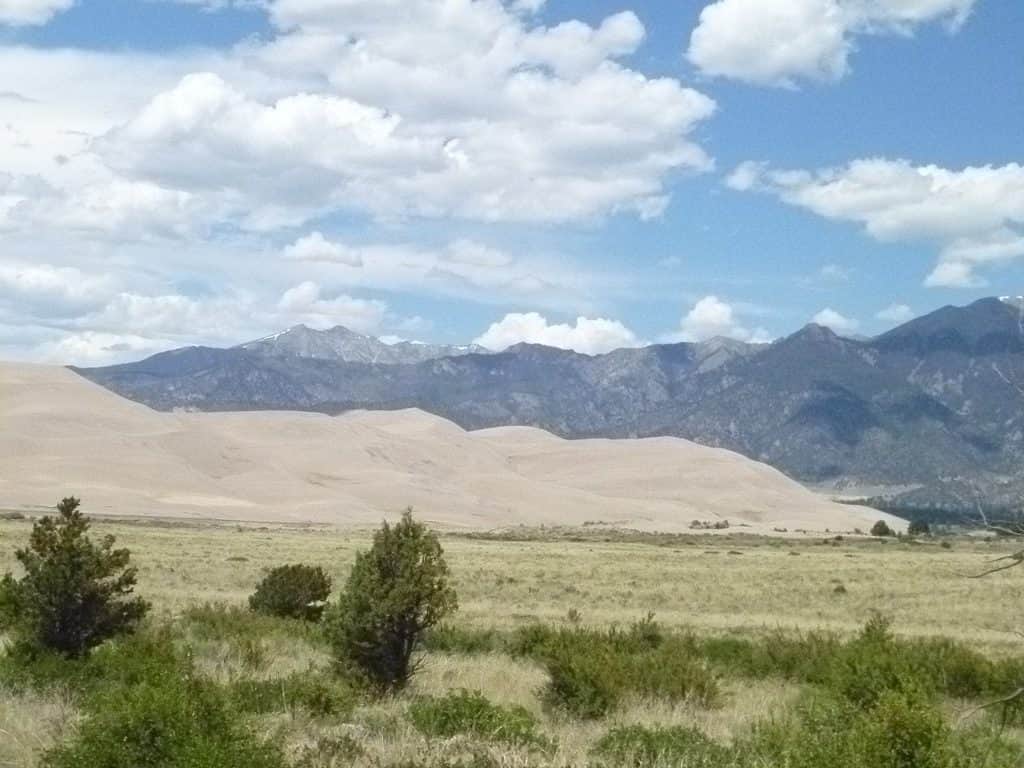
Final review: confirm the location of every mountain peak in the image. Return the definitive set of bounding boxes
[239,325,490,365]
[787,323,841,343]
[873,296,1023,354]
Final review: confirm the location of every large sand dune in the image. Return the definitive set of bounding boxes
[0,363,899,533]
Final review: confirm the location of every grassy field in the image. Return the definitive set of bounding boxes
[2,516,1024,767]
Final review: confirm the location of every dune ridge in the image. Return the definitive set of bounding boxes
[0,363,898,533]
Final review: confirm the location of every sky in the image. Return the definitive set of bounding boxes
[0,0,1021,363]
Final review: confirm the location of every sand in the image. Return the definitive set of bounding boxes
[0,362,900,533]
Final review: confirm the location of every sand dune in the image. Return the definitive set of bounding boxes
[0,363,899,533]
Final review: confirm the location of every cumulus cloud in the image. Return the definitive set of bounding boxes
[728,158,1024,287]
[0,0,74,26]
[277,281,387,332]
[473,312,641,355]
[88,2,716,226]
[0,263,115,318]
[688,0,976,87]
[813,307,860,334]
[664,296,771,343]
[876,303,914,324]
[282,231,363,267]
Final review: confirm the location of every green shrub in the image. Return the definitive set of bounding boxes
[592,725,727,767]
[541,640,623,718]
[0,498,149,658]
[507,623,557,658]
[907,519,931,536]
[43,669,284,768]
[624,642,720,705]
[423,625,502,655]
[0,626,180,696]
[743,687,955,768]
[871,520,895,537]
[859,687,950,768]
[536,627,719,719]
[227,672,358,717]
[249,564,332,622]
[409,690,549,748]
[325,509,457,691]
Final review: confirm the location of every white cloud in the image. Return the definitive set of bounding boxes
[277,281,387,332]
[0,263,115,318]
[282,231,363,267]
[87,2,715,227]
[730,158,1024,287]
[0,0,74,26]
[0,1,722,360]
[876,303,914,323]
[34,331,170,367]
[687,0,976,87]
[473,312,641,355]
[665,295,771,343]
[813,307,860,334]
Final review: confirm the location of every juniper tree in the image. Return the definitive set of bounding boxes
[0,497,149,658]
[326,509,456,690]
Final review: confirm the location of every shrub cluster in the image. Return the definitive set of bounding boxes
[520,617,719,718]
[44,670,285,768]
[871,520,895,537]
[591,688,1024,768]
[227,672,358,718]
[409,690,550,749]
[592,725,728,767]
[249,564,332,622]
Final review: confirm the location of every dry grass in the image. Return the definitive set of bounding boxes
[0,687,78,768]
[1,517,1021,767]
[1,519,1019,652]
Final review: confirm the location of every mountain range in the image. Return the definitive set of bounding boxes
[74,297,1024,510]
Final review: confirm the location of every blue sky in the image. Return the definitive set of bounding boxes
[0,0,1021,362]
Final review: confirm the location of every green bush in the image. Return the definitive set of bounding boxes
[227,672,358,717]
[325,509,457,691]
[907,519,931,536]
[0,498,149,658]
[541,641,623,718]
[860,687,950,768]
[409,690,549,748]
[0,626,180,696]
[871,520,895,537]
[741,687,953,768]
[592,725,727,767]
[423,624,502,655]
[43,668,284,768]
[535,626,719,718]
[249,564,332,622]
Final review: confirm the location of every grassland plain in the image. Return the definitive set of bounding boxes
[2,516,1024,767]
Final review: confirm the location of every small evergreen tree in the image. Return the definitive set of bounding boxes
[907,519,931,537]
[326,509,457,691]
[871,520,895,537]
[0,497,149,658]
[249,564,332,621]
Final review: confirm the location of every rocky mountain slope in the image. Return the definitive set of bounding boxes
[240,324,488,364]
[75,298,1024,509]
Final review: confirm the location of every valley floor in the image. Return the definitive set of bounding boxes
[2,519,1023,767]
